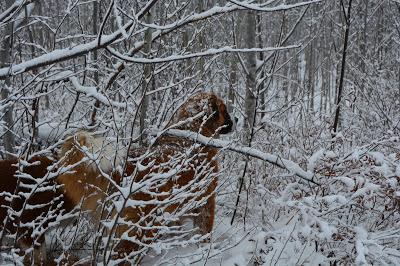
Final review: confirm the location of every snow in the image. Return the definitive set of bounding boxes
[107,45,300,64]
[351,182,380,198]
[307,148,325,172]
[0,0,316,79]
[3,130,400,264]
[0,0,23,23]
[355,227,368,265]
[141,216,257,266]
[36,122,71,143]
[1,0,400,264]
[229,0,322,12]
[335,176,355,188]
[0,15,138,78]
[159,129,316,183]
[3,120,399,265]
[368,151,385,166]
[49,71,130,109]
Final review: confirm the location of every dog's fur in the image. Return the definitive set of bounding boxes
[0,156,74,264]
[167,92,233,136]
[115,92,233,258]
[57,92,233,262]
[57,132,123,216]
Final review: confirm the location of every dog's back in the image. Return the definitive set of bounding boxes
[57,131,123,214]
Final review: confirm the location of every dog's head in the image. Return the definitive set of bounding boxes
[171,92,233,137]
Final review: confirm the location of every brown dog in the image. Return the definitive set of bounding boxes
[114,92,233,260]
[0,156,74,264]
[57,92,233,263]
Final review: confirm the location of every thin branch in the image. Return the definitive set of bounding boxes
[0,0,159,80]
[228,0,322,12]
[48,71,130,109]
[156,129,319,184]
[106,45,299,64]
[0,0,319,80]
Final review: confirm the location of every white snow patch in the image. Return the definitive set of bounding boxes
[307,148,325,172]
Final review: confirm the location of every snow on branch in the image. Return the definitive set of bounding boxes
[49,71,129,109]
[228,0,322,12]
[157,129,318,184]
[0,0,25,24]
[0,0,159,80]
[0,0,320,80]
[107,45,299,64]
[0,28,130,79]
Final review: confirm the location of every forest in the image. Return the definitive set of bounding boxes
[0,0,399,265]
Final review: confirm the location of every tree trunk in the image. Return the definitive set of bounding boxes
[197,0,205,76]
[307,22,315,113]
[36,1,50,109]
[90,0,100,125]
[360,0,368,75]
[256,11,266,120]
[321,29,330,115]
[139,12,153,146]
[1,0,16,158]
[227,14,238,114]
[228,56,237,114]
[290,56,298,111]
[243,11,257,144]
[332,0,353,135]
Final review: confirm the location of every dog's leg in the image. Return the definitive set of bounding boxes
[194,193,215,236]
[194,178,217,237]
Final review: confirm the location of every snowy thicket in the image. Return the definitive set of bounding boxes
[1,0,399,265]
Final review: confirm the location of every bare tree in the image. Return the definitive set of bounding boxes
[332,0,353,135]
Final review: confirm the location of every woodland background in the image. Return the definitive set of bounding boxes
[1,0,400,264]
